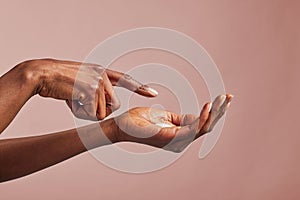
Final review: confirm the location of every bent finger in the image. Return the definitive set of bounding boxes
[102,71,120,111]
[169,112,198,126]
[96,80,106,120]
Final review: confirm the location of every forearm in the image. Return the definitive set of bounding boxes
[0,119,117,182]
[0,61,40,133]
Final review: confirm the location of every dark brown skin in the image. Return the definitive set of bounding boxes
[0,59,232,182]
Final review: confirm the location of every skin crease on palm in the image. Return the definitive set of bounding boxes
[0,58,232,182]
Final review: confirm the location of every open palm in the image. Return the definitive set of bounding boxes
[114,94,233,152]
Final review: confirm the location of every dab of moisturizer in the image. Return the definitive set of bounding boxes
[155,123,174,128]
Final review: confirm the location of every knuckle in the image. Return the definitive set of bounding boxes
[102,71,108,77]
[98,71,107,81]
[98,78,104,85]
[123,74,132,80]
[78,92,86,100]
[92,64,104,71]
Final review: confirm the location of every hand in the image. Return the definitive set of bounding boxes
[113,94,233,152]
[21,59,158,120]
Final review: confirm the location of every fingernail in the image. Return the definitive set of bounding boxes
[148,87,158,96]
[220,95,226,104]
[140,85,158,96]
[155,122,174,128]
[227,94,234,100]
[208,103,212,112]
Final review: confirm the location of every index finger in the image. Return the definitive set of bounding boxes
[105,69,158,97]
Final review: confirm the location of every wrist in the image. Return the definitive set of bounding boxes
[74,119,117,150]
[13,60,40,97]
[99,118,119,144]
[77,118,119,150]
[17,59,55,96]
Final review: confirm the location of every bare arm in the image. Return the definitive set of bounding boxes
[0,62,38,133]
[0,119,117,182]
[0,58,157,133]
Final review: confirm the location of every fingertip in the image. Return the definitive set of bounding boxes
[207,102,212,112]
[199,102,211,117]
[220,94,227,103]
[138,85,158,97]
[96,106,106,120]
[96,112,106,121]
[226,94,234,101]
[227,93,234,98]
[147,87,159,96]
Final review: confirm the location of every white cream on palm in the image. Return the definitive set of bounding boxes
[155,123,174,128]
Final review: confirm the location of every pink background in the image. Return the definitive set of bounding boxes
[0,0,299,199]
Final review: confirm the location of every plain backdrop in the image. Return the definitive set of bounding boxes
[0,0,299,199]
